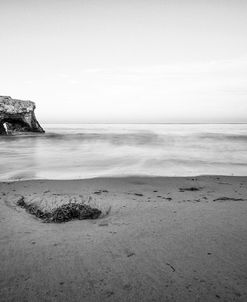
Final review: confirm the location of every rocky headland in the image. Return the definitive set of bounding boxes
[0,96,44,135]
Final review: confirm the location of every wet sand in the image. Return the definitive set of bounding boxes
[0,176,247,301]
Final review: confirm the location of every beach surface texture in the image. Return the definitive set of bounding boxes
[0,176,247,302]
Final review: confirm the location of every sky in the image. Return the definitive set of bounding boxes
[0,0,247,123]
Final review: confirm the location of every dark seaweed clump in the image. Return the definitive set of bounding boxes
[17,197,101,223]
[179,187,200,192]
[213,197,245,202]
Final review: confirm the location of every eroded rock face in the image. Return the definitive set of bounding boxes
[0,96,45,135]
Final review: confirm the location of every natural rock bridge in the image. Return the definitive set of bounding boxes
[0,96,44,135]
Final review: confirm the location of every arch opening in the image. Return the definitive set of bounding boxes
[2,119,31,134]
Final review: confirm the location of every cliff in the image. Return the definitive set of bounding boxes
[0,96,45,135]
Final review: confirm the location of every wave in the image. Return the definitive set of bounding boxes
[2,130,247,144]
[198,133,247,142]
[144,158,247,167]
[0,131,164,146]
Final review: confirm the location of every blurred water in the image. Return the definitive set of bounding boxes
[0,124,247,181]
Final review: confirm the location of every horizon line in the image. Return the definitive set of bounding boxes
[42,122,247,125]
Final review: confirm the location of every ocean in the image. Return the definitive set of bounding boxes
[0,124,247,181]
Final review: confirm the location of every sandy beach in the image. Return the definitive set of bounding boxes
[0,176,247,302]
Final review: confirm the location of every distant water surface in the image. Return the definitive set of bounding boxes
[1,124,247,181]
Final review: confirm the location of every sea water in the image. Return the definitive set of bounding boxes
[0,124,247,181]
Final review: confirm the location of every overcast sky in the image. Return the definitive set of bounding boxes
[1,0,247,123]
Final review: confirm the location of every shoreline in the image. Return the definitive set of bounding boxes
[1,175,247,301]
[1,173,247,183]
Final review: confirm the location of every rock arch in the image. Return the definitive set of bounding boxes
[0,96,44,135]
